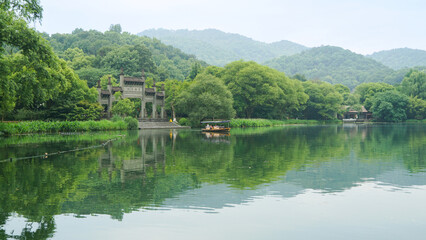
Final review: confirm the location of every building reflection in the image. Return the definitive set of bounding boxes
[98,130,176,183]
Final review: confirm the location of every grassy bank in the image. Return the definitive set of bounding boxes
[0,117,139,136]
[405,119,426,123]
[230,118,341,128]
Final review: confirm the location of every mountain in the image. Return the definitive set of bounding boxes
[139,28,308,66]
[367,48,426,70]
[264,46,394,89]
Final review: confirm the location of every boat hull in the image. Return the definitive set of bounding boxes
[202,128,231,133]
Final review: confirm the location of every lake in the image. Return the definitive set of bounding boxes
[1,124,425,240]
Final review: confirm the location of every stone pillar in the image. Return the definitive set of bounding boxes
[96,80,101,102]
[160,106,165,119]
[107,77,112,118]
[152,102,157,119]
[140,100,145,119]
[120,68,124,87]
[152,82,157,119]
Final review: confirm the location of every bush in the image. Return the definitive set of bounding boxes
[111,115,123,122]
[178,117,189,126]
[124,117,139,130]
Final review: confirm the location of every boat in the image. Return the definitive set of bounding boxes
[201,120,231,133]
[343,118,357,123]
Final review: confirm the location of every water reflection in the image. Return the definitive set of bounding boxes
[0,124,425,239]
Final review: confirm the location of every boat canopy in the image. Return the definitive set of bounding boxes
[200,120,231,124]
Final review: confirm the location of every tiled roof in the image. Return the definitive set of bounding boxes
[101,90,110,95]
[145,88,155,93]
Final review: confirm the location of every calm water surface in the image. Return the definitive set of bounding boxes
[0,124,425,239]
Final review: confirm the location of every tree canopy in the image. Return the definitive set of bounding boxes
[221,61,308,119]
[370,91,409,122]
[176,73,235,124]
[302,81,343,120]
[0,6,101,121]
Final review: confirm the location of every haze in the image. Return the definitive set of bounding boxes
[35,0,426,54]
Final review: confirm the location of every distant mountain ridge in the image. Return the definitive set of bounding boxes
[138,28,308,66]
[265,46,394,89]
[367,48,426,70]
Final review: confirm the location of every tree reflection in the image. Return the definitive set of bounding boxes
[0,124,425,238]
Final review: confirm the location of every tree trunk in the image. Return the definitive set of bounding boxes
[171,104,176,121]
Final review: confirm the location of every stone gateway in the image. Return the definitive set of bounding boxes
[97,70,166,120]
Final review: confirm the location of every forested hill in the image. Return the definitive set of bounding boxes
[43,27,207,87]
[138,28,308,66]
[264,46,394,89]
[367,48,426,70]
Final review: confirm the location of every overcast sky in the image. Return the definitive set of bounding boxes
[35,0,426,55]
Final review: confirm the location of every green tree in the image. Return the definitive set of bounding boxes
[334,84,350,104]
[112,98,135,117]
[99,74,118,90]
[406,97,426,120]
[100,44,155,77]
[164,79,188,121]
[108,24,122,33]
[221,61,307,119]
[354,82,395,110]
[187,62,202,80]
[399,70,426,100]
[302,81,344,120]
[370,91,409,122]
[176,73,235,124]
[0,0,43,21]
[69,100,103,121]
[61,47,95,70]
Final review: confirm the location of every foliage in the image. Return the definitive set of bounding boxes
[140,28,308,66]
[68,100,103,121]
[265,46,394,90]
[370,91,410,122]
[124,116,139,130]
[112,98,135,117]
[0,8,100,121]
[221,61,308,119]
[354,82,395,110]
[367,48,426,70]
[399,70,426,100]
[164,79,188,120]
[99,74,118,90]
[45,29,207,82]
[229,118,340,127]
[176,73,235,124]
[302,81,344,120]
[230,118,282,127]
[178,117,189,126]
[0,0,43,22]
[0,120,128,135]
[406,97,426,120]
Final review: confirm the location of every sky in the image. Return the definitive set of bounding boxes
[35,0,426,55]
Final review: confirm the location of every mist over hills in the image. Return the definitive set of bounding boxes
[139,28,308,66]
[264,46,394,89]
[367,48,426,70]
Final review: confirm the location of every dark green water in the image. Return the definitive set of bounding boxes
[1,124,425,239]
